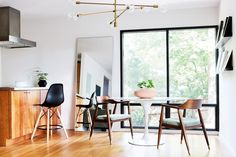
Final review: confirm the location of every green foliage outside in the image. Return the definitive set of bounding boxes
[123,28,216,126]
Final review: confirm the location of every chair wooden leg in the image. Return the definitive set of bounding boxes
[157,106,164,149]
[202,124,210,150]
[47,108,50,142]
[178,110,190,155]
[107,118,112,145]
[198,109,210,150]
[87,109,92,131]
[128,118,133,139]
[89,106,99,140]
[157,125,163,149]
[31,107,43,140]
[56,109,69,139]
[180,130,184,144]
[75,107,82,128]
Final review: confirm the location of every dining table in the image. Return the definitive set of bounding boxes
[111,97,187,146]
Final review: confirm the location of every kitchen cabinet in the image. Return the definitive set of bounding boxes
[0,88,48,146]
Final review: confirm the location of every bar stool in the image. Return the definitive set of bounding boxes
[75,92,95,131]
[31,83,68,142]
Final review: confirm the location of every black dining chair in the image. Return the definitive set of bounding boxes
[75,92,95,131]
[31,83,68,142]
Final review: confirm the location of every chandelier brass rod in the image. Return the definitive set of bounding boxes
[78,9,125,16]
[76,1,158,8]
[110,7,128,25]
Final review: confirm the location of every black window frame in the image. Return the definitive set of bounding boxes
[120,25,219,131]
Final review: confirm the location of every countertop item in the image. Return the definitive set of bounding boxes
[0,87,48,91]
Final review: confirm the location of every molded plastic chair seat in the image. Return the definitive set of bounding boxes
[163,118,200,127]
[97,114,131,121]
[31,83,68,142]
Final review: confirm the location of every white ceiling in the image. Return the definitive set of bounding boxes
[0,0,220,19]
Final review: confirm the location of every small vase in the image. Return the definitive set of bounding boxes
[38,80,47,87]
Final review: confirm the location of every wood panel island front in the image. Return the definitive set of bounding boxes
[0,87,48,146]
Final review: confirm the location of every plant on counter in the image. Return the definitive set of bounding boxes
[35,70,48,87]
[37,72,48,81]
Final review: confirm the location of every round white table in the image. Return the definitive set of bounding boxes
[112,97,187,146]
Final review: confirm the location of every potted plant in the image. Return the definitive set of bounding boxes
[36,72,48,87]
[134,80,156,99]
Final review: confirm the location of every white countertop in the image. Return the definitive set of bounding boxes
[13,87,49,91]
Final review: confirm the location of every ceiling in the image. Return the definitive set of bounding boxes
[0,0,220,19]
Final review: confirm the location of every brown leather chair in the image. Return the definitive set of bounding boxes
[157,99,210,155]
[89,96,133,144]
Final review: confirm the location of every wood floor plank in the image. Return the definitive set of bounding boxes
[0,130,234,157]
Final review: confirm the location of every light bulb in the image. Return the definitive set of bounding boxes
[68,12,79,21]
[72,14,79,21]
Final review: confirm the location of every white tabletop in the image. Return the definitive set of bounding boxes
[111,97,187,103]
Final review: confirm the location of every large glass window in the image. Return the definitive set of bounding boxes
[169,28,216,104]
[123,31,167,97]
[121,26,218,130]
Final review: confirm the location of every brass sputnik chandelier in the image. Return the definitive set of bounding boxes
[75,0,159,27]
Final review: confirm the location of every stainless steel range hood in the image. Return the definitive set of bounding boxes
[0,7,36,49]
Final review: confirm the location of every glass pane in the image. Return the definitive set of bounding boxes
[124,105,164,127]
[170,107,215,129]
[122,31,167,97]
[169,28,216,104]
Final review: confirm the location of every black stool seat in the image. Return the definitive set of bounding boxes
[31,83,68,142]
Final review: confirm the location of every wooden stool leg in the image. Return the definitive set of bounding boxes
[57,109,69,138]
[50,109,53,136]
[31,107,43,140]
[47,108,50,142]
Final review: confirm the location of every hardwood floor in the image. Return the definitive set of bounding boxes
[0,130,234,157]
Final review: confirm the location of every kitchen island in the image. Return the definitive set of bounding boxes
[0,87,48,146]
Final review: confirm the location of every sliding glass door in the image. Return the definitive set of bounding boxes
[121,26,218,130]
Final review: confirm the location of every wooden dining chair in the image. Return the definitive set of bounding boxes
[75,92,95,131]
[157,99,210,155]
[89,96,133,144]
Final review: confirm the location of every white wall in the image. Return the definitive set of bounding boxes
[218,0,236,155]
[80,53,112,97]
[1,7,218,129]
